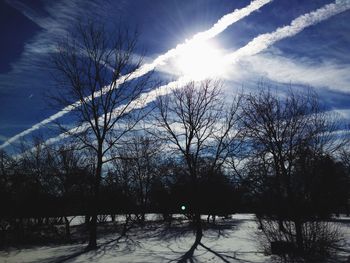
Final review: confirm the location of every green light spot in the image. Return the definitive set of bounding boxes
[181,205,186,211]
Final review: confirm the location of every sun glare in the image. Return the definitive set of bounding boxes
[175,40,228,81]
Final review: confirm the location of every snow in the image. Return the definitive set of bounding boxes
[1,214,349,263]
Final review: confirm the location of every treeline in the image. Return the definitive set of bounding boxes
[0,140,242,218]
[1,85,349,221]
[1,135,348,219]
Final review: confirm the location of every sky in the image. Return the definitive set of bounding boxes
[0,0,350,150]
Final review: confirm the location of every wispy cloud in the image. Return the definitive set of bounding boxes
[226,51,350,92]
[0,0,126,146]
[0,0,271,150]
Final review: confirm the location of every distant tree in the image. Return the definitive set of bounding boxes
[198,159,237,220]
[106,159,136,212]
[13,137,56,218]
[154,80,242,260]
[291,151,349,217]
[49,144,92,240]
[148,157,182,221]
[240,87,347,254]
[339,149,350,215]
[50,21,154,249]
[0,150,14,217]
[114,136,161,222]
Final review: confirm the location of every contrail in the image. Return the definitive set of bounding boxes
[224,0,350,64]
[34,0,350,150]
[0,0,271,150]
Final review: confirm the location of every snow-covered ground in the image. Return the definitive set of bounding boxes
[1,214,349,263]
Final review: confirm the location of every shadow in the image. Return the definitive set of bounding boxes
[1,215,273,263]
[46,247,87,263]
[61,216,161,263]
[20,220,135,263]
[137,217,249,263]
[163,241,261,263]
[199,242,257,263]
[46,232,138,263]
[150,217,240,241]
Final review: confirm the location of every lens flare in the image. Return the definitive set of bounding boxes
[175,40,228,81]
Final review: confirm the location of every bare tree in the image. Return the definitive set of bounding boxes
[154,80,242,261]
[340,149,350,216]
[49,144,91,240]
[0,150,15,221]
[51,21,154,249]
[115,135,161,222]
[240,86,347,255]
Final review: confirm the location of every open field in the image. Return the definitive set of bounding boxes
[1,214,349,263]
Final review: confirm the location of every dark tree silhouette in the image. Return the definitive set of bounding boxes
[113,136,161,222]
[49,144,92,240]
[240,87,347,256]
[0,150,14,218]
[337,149,350,215]
[50,21,154,249]
[154,80,242,261]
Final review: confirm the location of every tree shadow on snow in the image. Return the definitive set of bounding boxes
[42,217,260,263]
[144,217,259,263]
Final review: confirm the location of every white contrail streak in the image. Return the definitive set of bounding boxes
[0,0,271,150]
[224,0,350,64]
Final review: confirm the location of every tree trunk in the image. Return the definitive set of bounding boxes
[37,217,43,226]
[140,213,145,225]
[278,218,285,232]
[178,169,204,261]
[194,213,203,244]
[179,212,203,262]
[85,215,90,225]
[87,214,97,249]
[64,216,71,241]
[87,151,102,250]
[294,220,303,253]
[111,214,115,222]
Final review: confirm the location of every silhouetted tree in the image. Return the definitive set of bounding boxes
[0,150,14,217]
[114,136,161,222]
[198,159,237,219]
[240,87,347,255]
[154,80,242,261]
[51,21,154,249]
[49,144,92,240]
[13,137,57,217]
[337,149,350,215]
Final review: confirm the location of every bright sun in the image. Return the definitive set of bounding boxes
[175,40,228,81]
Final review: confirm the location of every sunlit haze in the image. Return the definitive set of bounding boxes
[175,40,228,81]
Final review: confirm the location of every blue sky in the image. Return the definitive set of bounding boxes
[0,0,350,149]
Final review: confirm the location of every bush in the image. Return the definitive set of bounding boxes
[257,217,342,262]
